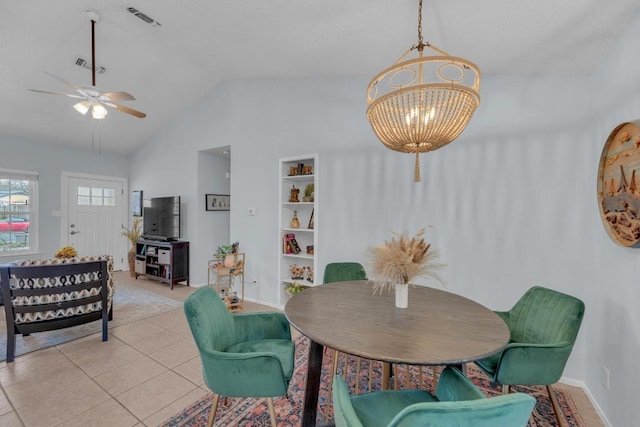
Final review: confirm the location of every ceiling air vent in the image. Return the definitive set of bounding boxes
[126,7,161,26]
[75,58,106,74]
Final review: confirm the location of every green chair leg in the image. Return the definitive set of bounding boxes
[208,394,220,427]
[267,397,277,427]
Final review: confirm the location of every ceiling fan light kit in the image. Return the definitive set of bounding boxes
[73,101,90,115]
[74,101,108,119]
[366,0,480,182]
[28,10,146,120]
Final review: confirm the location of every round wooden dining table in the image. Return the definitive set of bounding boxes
[284,280,510,427]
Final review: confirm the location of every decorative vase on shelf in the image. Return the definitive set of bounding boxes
[224,254,236,268]
[290,210,300,228]
[395,283,409,308]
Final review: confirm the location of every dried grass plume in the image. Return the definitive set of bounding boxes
[369,228,446,293]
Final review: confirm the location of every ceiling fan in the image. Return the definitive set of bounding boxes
[29,10,146,119]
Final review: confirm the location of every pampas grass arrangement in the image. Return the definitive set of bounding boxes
[369,228,446,294]
[121,217,142,248]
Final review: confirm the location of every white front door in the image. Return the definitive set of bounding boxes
[64,174,127,270]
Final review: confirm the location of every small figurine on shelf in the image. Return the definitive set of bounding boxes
[289,264,305,279]
[305,266,314,283]
[302,165,313,175]
[289,185,300,203]
[290,210,300,228]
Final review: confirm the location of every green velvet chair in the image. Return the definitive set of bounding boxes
[183,287,295,427]
[475,286,585,426]
[324,262,371,399]
[323,262,367,284]
[332,366,536,427]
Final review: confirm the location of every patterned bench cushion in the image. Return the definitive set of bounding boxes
[9,255,114,324]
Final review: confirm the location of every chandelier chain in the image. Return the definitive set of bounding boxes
[415,0,426,51]
[417,0,423,45]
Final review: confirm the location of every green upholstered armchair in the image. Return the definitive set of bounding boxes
[183,287,295,427]
[475,286,585,426]
[323,262,371,399]
[332,366,536,427]
[323,262,367,284]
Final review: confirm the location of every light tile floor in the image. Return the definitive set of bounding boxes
[0,272,604,426]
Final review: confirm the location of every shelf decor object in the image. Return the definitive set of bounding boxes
[290,210,300,228]
[289,186,300,203]
[597,120,640,247]
[366,0,480,182]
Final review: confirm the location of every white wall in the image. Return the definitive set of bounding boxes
[128,84,237,285]
[583,8,640,424]
[126,10,640,426]
[0,135,128,260]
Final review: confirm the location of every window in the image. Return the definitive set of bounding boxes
[0,169,38,255]
[77,186,116,206]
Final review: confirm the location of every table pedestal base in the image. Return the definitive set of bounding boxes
[302,340,323,427]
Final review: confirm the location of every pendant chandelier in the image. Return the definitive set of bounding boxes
[366,0,480,182]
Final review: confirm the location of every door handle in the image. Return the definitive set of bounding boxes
[70,230,80,235]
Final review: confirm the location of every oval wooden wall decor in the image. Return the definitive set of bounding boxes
[597,120,640,247]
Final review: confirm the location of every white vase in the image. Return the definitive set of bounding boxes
[395,283,409,308]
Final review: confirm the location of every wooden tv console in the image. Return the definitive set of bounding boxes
[135,238,189,289]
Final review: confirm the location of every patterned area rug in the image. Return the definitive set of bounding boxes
[160,335,585,426]
[0,279,183,361]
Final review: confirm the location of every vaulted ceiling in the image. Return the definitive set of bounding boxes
[1,0,639,155]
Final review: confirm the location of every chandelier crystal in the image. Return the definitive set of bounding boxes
[366,0,480,182]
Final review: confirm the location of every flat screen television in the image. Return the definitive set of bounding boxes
[142,196,181,241]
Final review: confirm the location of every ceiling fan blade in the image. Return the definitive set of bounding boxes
[100,91,136,101]
[28,88,85,99]
[42,71,87,96]
[106,102,147,118]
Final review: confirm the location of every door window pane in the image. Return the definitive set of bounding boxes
[77,186,117,207]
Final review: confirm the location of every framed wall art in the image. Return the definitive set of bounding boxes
[206,194,230,211]
[132,190,143,217]
[597,119,640,247]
